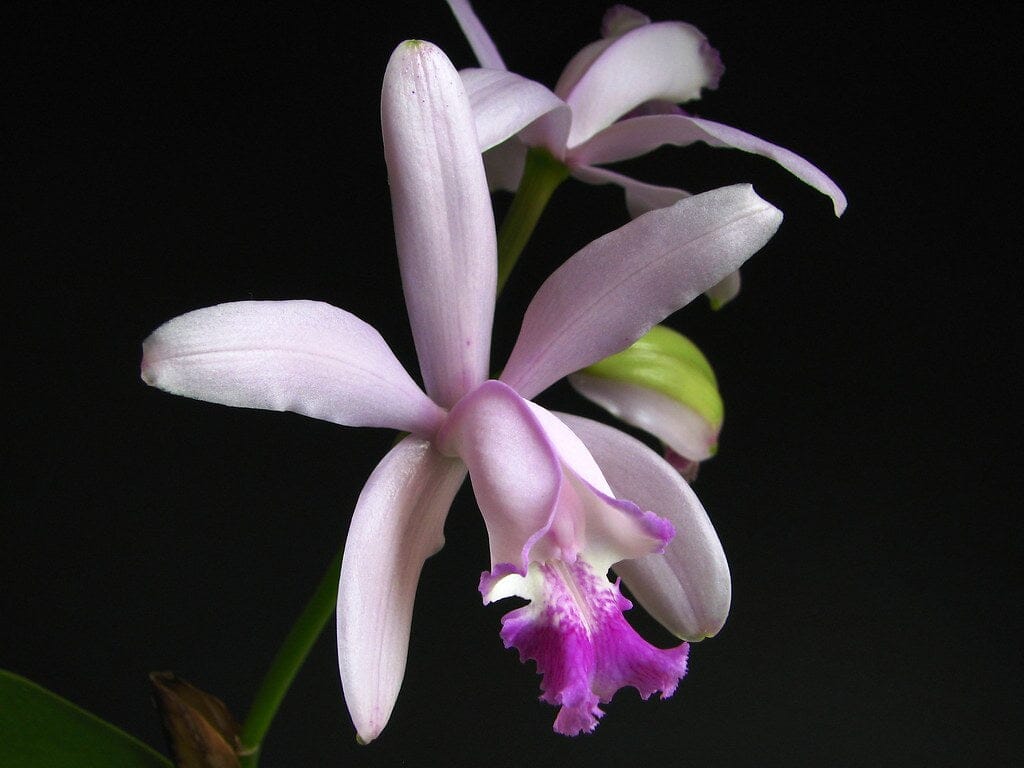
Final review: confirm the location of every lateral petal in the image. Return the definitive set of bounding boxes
[556,414,731,640]
[500,185,782,400]
[336,436,467,743]
[561,22,722,147]
[141,300,444,436]
[461,68,570,155]
[572,114,847,216]
[525,401,675,573]
[436,380,563,577]
[382,41,496,408]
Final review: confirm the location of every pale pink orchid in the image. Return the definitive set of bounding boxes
[141,41,781,740]
[447,1,846,305]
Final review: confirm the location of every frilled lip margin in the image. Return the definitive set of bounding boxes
[497,558,690,735]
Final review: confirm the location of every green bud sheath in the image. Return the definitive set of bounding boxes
[578,325,723,430]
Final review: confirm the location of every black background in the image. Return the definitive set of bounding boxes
[4,2,1019,766]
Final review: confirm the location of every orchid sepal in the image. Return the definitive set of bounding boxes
[140,300,446,437]
[382,40,497,409]
[569,113,847,217]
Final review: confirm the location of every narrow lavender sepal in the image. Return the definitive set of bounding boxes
[141,300,445,436]
[572,113,847,216]
[337,436,467,744]
[382,41,497,408]
[445,0,507,70]
[572,165,740,304]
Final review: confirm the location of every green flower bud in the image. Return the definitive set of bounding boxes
[570,325,723,469]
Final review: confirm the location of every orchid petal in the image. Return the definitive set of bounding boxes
[572,114,847,216]
[561,22,723,147]
[500,184,782,400]
[569,163,690,218]
[461,68,570,155]
[140,300,444,435]
[568,373,718,461]
[706,269,742,309]
[556,414,731,640]
[525,401,674,573]
[571,165,742,305]
[601,6,652,37]
[483,136,528,192]
[437,381,669,590]
[337,435,467,744]
[445,0,506,70]
[436,380,563,577]
[382,41,496,408]
[553,37,616,102]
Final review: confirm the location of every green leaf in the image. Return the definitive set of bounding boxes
[0,669,172,768]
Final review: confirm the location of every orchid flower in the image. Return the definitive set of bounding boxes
[447,0,845,304]
[447,0,845,479]
[141,41,782,740]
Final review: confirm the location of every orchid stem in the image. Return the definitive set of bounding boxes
[239,547,343,767]
[496,148,569,293]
